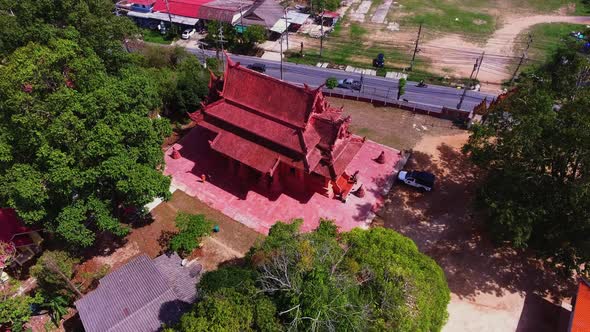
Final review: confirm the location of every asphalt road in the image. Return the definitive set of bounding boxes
[187,47,498,112]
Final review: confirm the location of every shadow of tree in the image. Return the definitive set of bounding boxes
[157,231,177,255]
[515,293,571,332]
[376,143,576,302]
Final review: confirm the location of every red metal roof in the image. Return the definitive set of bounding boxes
[0,208,35,246]
[321,10,340,18]
[571,279,590,332]
[152,0,211,18]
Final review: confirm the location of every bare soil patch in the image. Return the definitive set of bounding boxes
[374,133,576,331]
[421,14,590,90]
[327,97,465,149]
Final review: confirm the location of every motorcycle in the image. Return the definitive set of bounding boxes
[417,80,428,88]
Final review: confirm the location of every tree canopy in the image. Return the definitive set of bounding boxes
[463,47,590,275]
[173,220,450,331]
[0,0,210,248]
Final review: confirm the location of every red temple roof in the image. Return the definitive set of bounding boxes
[0,208,36,247]
[192,54,363,179]
[570,278,590,332]
[221,61,316,128]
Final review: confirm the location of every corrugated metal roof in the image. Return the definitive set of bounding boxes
[75,254,200,332]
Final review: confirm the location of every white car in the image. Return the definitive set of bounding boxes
[398,171,435,192]
[181,28,196,40]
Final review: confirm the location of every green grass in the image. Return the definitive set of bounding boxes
[350,23,367,39]
[389,0,495,36]
[516,23,587,73]
[142,29,173,44]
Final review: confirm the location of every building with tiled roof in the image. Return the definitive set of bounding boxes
[570,278,590,332]
[75,253,202,332]
[189,55,365,200]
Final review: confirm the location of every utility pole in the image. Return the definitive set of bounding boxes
[457,57,479,110]
[474,51,485,81]
[319,0,324,57]
[280,33,284,80]
[163,0,173,31]
[510,34,533,84]
[217,25,227,68]
[409,23,422,71]
[284,8,291,49]
[239,0,244,30]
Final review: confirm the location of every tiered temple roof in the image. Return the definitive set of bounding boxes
[190,55,364,180]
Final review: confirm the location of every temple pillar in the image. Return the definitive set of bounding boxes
[228,158,236,175]
[295,168,305,193]
[237,162,247,179]
[258,173,270,191]
[270,173,282,193]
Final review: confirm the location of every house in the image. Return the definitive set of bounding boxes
[0,208,43,266]
[240,0,284,31]
[75,253,201,332]
[119,0,256,29]
[569,278,590,332]
[118,0,285,33]
[188,54,365,200]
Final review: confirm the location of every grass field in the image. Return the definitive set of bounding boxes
[286,0,588,84]
[142,29,173,44]
[514,22,587,74]
[287,21,433,79]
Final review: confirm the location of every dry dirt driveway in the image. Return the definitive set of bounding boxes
[376,133,575,331]
[422,15,590,89]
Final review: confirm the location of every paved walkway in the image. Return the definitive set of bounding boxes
[164,126,405,234]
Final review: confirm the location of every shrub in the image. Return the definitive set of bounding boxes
[325,77,338,89]
[169,213,213,256]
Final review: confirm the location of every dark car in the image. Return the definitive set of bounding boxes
[373,53,384,68]
[247,63,266,73]
[397,170,435,192]
[337,78,362,91]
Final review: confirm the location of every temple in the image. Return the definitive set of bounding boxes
[189,55,365,200]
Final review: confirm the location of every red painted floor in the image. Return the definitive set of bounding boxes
[164,127,404,234]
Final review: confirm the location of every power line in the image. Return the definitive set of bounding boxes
[409,23,422,71]
[457,57,479,110]
[510,33,533,84]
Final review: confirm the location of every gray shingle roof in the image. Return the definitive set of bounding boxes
[75,253,200,332]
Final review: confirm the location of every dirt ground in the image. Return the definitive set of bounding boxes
[421,14,590,90]
[327,97,465,149]
[293,0,589,92]
[75,190,262,277]
[374,132,576,331]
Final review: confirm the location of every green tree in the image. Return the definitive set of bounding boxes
[172,56,209,116]
[397,78,407,100]
[463,47,590,275]
[0,40,172,248]
[0,293,42,332]
[30,251,80,298]
[242,25,266,46]
[311,0,340,12]
[169,213,213,256]
[325,77,338,89]
[174,220,450,331]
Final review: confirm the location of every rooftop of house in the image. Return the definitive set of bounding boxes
[0,208,37,247]
[241,0,284,27]
[75,253,201,332]
[570,278,590,332]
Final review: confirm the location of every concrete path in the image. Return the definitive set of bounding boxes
[350,0,371,22]
[371,0,393,24]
